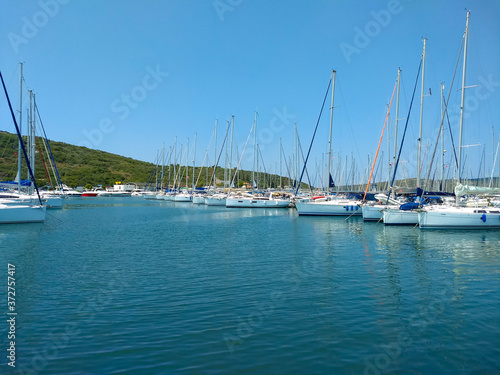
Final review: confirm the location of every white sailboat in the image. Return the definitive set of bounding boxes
[294,70,361,216]
[383,38,427,226]
[0,68,46,224]
[419,11,500,229]
[205,192,227,206]
[295,194,363,216]
[226,192,291,208]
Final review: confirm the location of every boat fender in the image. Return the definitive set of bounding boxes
[481,214,486,223]
[345,206,348,211]
[355,206,359,210]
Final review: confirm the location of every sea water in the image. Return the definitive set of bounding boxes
[0,197,499,374]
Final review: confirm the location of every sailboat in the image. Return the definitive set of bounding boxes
[383,38,427,225]
[0,69,46,224]
[294,70,363,216]
[225,113,291,208]
[0,65,63,208]
[418,11,500,229]
[204,119,227,206]
[173,138,193,202]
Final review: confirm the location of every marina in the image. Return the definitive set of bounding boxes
[1,1,500,373]
[1,196,499,373]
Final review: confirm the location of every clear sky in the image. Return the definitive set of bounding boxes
[1,0,499,186]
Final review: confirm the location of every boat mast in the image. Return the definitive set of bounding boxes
[279,138,282,189]
[193,133,196,190]
[294,123,298,190]
[440,82,445,191]
[224,121,228,190]
[252,111,257,192]
[229,116,234,189]
[17,63,23,194]
[168,146,172,190]
[214,119,217,191]
[327,69,336,195]
[173,136,177,191]
[26,91,32,181]
[457,10,470,199]
[186,138,189,189]
[417,38,427,189]
[26,90,36,194]
[392,68,401,191]
[31,92,36,195]
[160,143,165,191]
[489,133,500,188]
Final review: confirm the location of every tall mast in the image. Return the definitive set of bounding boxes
[173,136,177,190]
[160,143,165,190]
[186,138,189,189]
[392,68,401,190]
[214,119,217,191]
[224,121,228,190]
[440,82,445,191]
[417,38,427,189]
[327,69,336,194]
[279,138,282,189]
[31,92,36,195]
[252,111,257,191]
[457,10,470,191]
[294,123,298,188]
[168,146,172,190]
[193,133,197,190]
[229,116,234,188]
[17,63,23,194]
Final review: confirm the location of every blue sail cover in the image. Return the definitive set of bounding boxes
[399,202,420,210]
[0,180,31,187]
[328,174,335,188]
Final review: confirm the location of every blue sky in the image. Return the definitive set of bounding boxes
[1,0,499,186]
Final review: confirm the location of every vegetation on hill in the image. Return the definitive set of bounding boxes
[0,131,154,187]
[0,131,307,189]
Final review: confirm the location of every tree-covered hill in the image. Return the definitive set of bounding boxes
[0,131,157,187]
[0,131,304,189]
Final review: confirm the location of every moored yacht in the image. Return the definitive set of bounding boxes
[226,192,291,208]
[295,194,362,216]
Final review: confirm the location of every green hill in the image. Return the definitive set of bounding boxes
[0,131,301,189]
[0,131,157,187]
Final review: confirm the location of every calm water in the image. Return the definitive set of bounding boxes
[1,197,499,374]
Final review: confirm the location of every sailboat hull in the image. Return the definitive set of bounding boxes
[0,204,46,224]
[173,194,192,202]
[382,209,418,225]
[192,196,206,205]
[226,198,290,208]
[295,200,362,216]
[205,196,227,206]
[419,207,500,229]
[362,205,386,221]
